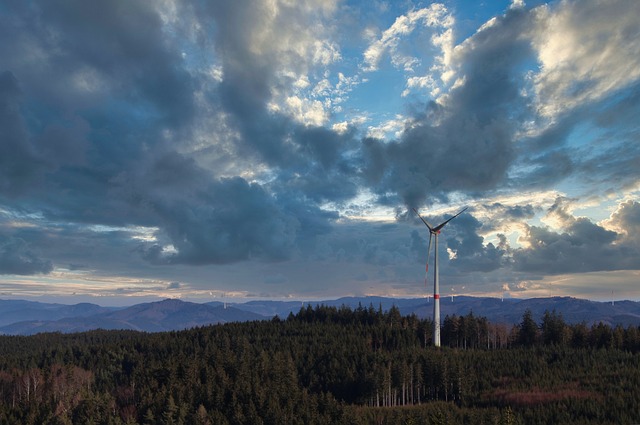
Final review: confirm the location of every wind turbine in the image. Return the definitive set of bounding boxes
[413,206,467,347]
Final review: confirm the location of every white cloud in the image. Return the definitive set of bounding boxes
[531,0,640,118]
[331,121,350,134]
[294,75,311,89]
[283,96,330,126]
[366,115,406,139]
[402,75,438,97]
[431,27,455,81]
[227,0,343,124]
[312,39,341,65]
[362,4,453,72]
[601,199,640,244]
[362,4,457,101]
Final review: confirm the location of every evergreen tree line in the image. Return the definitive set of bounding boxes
[0,304,638,424]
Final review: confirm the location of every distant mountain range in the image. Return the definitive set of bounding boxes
[0,296,638,335]
[0,299,264,335]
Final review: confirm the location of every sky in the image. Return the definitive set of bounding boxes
[1,0,639,306]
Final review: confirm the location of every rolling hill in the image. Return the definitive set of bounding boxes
[0,295,638,335]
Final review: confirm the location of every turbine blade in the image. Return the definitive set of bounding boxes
[433,206,468,232]
[412,208,434,231]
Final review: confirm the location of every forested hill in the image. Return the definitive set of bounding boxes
[1,295,639,335]
[0,299,265,335]
[0,305,639,424]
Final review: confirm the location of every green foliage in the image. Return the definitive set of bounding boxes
[541,310,567,346]
[0,306,638,424]
[517,309,538,346]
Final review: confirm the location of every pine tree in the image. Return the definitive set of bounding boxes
[517,309,538,346]
[143,407,156,424]
[500,406,516,425]
[161,395,177,425]
[194,404,210,425]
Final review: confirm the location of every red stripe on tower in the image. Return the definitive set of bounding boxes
[434,294,440,299]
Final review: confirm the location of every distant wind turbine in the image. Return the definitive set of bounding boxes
[413,206,467,347]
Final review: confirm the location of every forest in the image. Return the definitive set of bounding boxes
[0,304,639,424]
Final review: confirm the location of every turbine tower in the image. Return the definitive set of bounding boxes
[413,207,467,347]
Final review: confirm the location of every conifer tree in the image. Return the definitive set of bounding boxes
[517,309,538,346]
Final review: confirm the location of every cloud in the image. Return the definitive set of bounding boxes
[0,236,53,275]
[143,175,302,265]
[512,198,639,274]
[531,0,640,118]
[194,1,368,212]
[1,0,639,301]
[574,90,640,192]
[1,1,196,136]
[604,200,640,245]
[507,0,640,194]
[0,71,45,196]
[100,151,305,265]
[205,0,341,137]
[362,4,453,72]
[515,82,640,195]
[360,0,640,213]
[446,212,511,273]
[360,7,537,208]
[0,1,351,269]
[0,1,201,211]
[405,196,640,291]
[263,273,288,285]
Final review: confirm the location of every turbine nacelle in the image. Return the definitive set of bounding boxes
[412,206,467,274]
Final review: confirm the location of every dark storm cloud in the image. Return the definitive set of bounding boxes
[0,236,53,275]
[574,86,640,190]
[514,223,615,274]
[608,200,640,244]
[360,0,639,212]
[446,213,510,273]
[512,199,640,274]
[204,0,313,166]
[357,0,640,213]
[0,71,46,196]
[410,229,426,261]
[106,151,337,265]
[143,175,302,265]
[361,8,535,208]
[1,0,639,295]
[0,1,198,216]
[514,82,640,191]
[198,1,363,207]
[6,1,195,129]
[272,126,361,205]
[2,0,354,274]
[486,203,536,220]
[1,1,345,267]
[410,209,511,274]
[0,216,151,277]
[514,149,575,190]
